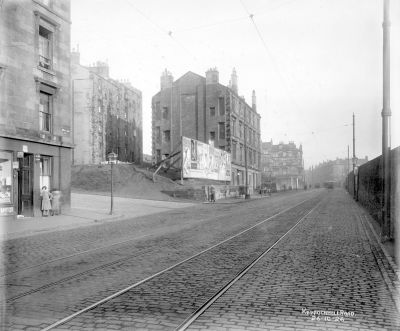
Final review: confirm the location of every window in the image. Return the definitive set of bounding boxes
[232,142,237,161]
[0,151,13,204]
[209,131,216,143]
[239,122,243,138]
[39,156,52,190]
[38,25,52,70]
[232,117,236,136]
[219,97,225,116]
[210,106,215,117]
[162,106,169,120]
[39,91,52,132]
[163,130,170,143]
[156,149,161,162]
[240,144,243,162]
[155,126,161,144]
[218,122,225,139]
[155,102,161,120]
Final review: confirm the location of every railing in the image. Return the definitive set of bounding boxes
[39,55,52,70]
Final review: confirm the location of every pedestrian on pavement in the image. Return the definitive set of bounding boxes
[210,185,216,203]
[41,186,53,217]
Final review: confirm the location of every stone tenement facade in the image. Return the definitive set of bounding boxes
[152,68,261,192]
[306,156,368,188]
[261,141,304,191]
[0,0,72,219]
[71,51,142,165]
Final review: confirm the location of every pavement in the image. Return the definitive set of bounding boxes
[0,192,196,240]
[0,191,271,240]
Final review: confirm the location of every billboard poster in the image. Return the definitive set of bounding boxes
[182,136,231,181]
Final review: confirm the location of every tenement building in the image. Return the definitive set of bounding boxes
[71,51,142,164]
[0,0,72,219]
[151,68,261,192]
[261,140,304,191]
[306,156,368,188]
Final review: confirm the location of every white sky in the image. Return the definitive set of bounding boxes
[71,0,400,168]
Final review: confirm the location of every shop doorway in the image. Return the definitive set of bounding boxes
[18,154,33,216]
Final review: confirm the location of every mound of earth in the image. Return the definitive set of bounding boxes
[71,164,183,201]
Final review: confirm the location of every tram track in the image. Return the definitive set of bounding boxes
[3,195,316,305]
[176,201,321,331]
[1,193,310,282]
[37,195,322,331]
[0,233,153,278]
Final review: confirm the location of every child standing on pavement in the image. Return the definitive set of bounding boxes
[41,186,53,217]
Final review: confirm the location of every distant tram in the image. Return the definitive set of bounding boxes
[323,181,335,189]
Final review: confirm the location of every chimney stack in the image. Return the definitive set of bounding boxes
[206,67,219,84]
[230,68,238,94]
[252,90,256,111]
[160,69,173,90]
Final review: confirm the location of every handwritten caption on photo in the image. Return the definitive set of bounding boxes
[301,307,355,322]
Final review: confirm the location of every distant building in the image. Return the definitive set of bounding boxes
[142,154,152,164]
[261,140,304,191]
[71,50,142,165]
[0,0,72,218]
[151,68,261,191]
[306,156,369,188]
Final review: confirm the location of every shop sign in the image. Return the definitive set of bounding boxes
[22,145,28,153]
[17,151,24,158]
[13,162,19,169]
[0,206,14,215]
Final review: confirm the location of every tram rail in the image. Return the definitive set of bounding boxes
[37,196,321,331]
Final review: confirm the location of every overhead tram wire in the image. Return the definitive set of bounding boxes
[125,0,200,68]
[172,0,298,34]
[239,0,304,119]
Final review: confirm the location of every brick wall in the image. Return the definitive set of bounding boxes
[347,146,399,236]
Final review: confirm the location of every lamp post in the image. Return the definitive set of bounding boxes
[107,152,118,215]
[381,0,391,241]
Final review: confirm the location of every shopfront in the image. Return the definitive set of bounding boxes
[0,150,14,217]
[0,137,72,220]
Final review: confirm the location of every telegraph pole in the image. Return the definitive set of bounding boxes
[353,113,357,199]
[244,115,249,199]
[381,0,391,241]
[179,85,183,185]
[347,145,350,190]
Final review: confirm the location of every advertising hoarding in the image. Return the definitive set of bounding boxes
[182,136,231,181]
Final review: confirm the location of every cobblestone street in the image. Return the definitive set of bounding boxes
[2,191,316,330]
[189,189,400,331]
[1,189,399,331]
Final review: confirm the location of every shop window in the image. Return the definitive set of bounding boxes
[39,156,52,190]
[0,151,13,204]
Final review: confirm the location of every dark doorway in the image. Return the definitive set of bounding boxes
[18,154,33,216]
